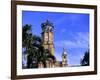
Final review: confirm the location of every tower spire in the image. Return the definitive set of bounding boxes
[62,48,67,55]
[62,48,68,67]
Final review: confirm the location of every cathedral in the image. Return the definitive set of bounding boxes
[38,20,68,68]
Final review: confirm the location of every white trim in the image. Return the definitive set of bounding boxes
[17,5,95,75]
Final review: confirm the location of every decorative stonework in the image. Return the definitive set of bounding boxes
[38,20,68,68]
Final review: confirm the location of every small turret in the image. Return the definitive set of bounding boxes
[62,48,68,67]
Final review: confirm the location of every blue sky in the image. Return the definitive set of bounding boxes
[22,11,89,66]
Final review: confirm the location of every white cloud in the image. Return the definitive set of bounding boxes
[61,28,66,33]
[55,32,89,49]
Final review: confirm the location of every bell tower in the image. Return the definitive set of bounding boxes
[62,48,68,67]
[41,20,54,55]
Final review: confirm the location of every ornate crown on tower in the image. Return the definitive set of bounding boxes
[41,20,54,32]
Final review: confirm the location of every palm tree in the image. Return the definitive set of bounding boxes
[22,24,32,48]
[22,24,56,68]
[22,24,32,68]
[22,24,45,68]
[80,51,89,66]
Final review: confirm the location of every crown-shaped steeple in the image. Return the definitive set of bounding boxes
[41,20,54,32]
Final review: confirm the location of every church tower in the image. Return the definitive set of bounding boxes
[41,20,54,55]
[62,48,68,67]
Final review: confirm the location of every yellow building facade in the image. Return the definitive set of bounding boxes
[38,20,68,68]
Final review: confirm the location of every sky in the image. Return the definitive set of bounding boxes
[22,10,89,66]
